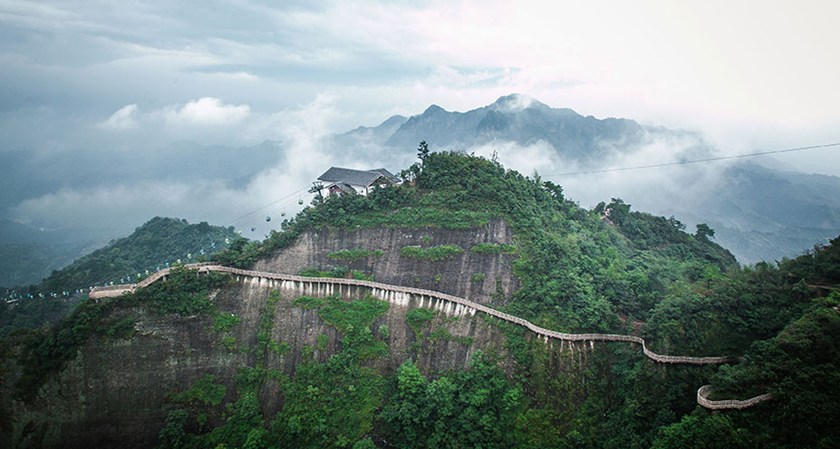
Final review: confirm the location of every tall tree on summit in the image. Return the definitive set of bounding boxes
[417,140,430,162]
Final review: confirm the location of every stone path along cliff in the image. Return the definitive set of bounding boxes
[90,263,773,410]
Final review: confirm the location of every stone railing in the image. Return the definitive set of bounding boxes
[87,284,138,299]
[697,385,773,410]
[210,265,734,365]
[89,263,219,298]
[90,263,767,409]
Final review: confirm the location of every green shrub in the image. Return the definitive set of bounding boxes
[406,308,436,334]
[350,270,374,281]
[293,296,325,309]
[104,316,136,339]
[316,333,330,351]
[400,244,464,261]
[299,267,373,280]
[135,267,233,316]
[172,374,227,407]
[471,243,503,254]
[327,248,384,262]
[221,335,237,351]
[213,312,239,333]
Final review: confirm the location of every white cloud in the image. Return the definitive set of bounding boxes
[469,140,563,177]
[99,104,139,130]
[12,95,342,236]
[162,97,251,126]
[94,98,256,146]
[463,130,724,219]
[12,180,233,232]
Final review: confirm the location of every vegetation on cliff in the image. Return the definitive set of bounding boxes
[209,150,838,448]
[3,150,838,448]
[154,291,394,449]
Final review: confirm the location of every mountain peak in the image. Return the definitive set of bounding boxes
[491,94,544,112]
[423,104,447,115]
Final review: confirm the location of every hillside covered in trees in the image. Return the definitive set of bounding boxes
[207,151,838,448]
[0,217,238,337]
[2,152,837,449]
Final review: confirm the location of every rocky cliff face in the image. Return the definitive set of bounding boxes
[6,305,240,449]
[4,220,596,449]
[253,220,519,305]
[4,281,526,448]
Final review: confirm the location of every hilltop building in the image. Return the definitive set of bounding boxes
[316,167,400,196]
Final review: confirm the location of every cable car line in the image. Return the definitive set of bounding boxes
[226,185,310,227]
[546,142,840,177]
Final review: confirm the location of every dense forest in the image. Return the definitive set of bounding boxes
[3,151,838,448]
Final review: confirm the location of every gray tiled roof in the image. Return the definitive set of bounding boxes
[317,167,395,187]
[368,168,400,183]
[327,182,357,194]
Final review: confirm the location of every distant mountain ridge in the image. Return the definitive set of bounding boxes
[387,95,648,162]
[697,163,840,262]
[340,94,653,164]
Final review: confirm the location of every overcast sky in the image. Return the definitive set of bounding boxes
[2,0,839,236]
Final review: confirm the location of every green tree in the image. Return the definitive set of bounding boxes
[694,223,715,240]
[380,353,522,449]
[417,140,430,162]
[652,413,753,449]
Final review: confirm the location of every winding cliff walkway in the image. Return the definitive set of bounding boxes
[696,385,773,410]
[90,263,773,410]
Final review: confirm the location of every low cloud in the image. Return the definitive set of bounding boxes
[10,95,342,239]
[469,140,564,178]
[101,97,251,132]
[161,97,251,126]
[463,131,727,229]
[99,104,139,130]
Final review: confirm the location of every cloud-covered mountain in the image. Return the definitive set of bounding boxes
[328,94,840,263]
[384,94,649,163]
